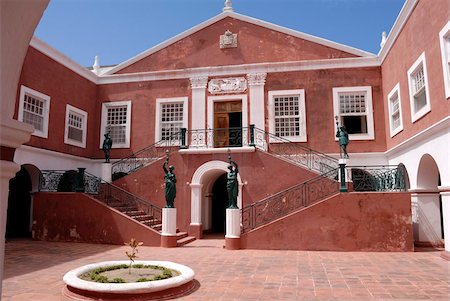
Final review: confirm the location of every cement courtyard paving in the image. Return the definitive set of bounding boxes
[2,238,449,301]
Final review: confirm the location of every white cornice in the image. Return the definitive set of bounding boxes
[30,37,98,83]
[378,0,419,64]
[98,56,379,85]
[386,116,450,157]
[104,11,374,75]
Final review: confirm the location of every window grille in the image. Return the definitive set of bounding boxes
[274,96,300,137]
[106,106,127,144]
[22,94,45,131]
[412,66,425,95]
[160,103,184,140]
[67,111,84,142]
[339,93,366,114]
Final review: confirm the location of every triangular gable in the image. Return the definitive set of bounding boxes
[105,11,375,75]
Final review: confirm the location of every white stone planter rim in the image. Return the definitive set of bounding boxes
[63,260,195,294]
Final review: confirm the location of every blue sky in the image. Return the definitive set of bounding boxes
[35,0,406,67]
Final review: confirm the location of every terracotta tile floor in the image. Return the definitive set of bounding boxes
[2,238,450,300]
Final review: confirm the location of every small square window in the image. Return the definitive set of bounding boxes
[155,97,188,144]
[100,101,132,149]
[387,83,403,137]
[64,104,87,148]
[407,52,431,122]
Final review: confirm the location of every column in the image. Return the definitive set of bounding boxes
[439,186,450,260]
[161,208,177,248]
[189,183,203,238]
[189,77,208,148]
[225,208,240,250]
[247,73,267,131]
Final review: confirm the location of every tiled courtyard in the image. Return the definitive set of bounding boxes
[2,238,449,300]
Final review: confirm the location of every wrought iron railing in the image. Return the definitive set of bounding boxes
[252,127,339,174]
[187,127,249,148]
[349,165,407,192]
[95,182,162,228]
[111,132,182,180]
[39,169,100,194]
[241,168,339,233]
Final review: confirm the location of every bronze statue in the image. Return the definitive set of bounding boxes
[102,132,113,163]
[336,125,349,159]
[163,152,176,208]
[226,154,239,209]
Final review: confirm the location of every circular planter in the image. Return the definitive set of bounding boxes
[62,260,196,300]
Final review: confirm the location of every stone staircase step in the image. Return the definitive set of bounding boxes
[123,210,147,217]
[177,236,196,247]
[134,215,154,222]
[111,206,138,212]
[176,231,188,240]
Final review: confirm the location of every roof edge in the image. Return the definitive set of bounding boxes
[30,37,98,83]
[104,10,375,75]
[378,0,419,63]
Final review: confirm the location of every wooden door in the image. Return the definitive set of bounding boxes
[213,101,242,147]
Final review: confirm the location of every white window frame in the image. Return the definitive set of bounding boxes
[18,85,51,138]
[387,83,403,137]
[155,97,188,144]
[99,100,132,149]
[64,104,88,148]
[332,86,374,140]
[407,52,431,123]
[268,89,307,142]
[439,21,450,99]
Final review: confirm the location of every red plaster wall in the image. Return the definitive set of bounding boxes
[241,192,413,251]
[381,0,450,149]
[15,47,98,158]
[113,150,319,231]
[32,192,161,246]
[266,67,386,153]
[94,80,190,159]
[116,17,358,74]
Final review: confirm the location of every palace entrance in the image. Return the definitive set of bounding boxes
[210,173,227,233]
[213,101,242,148]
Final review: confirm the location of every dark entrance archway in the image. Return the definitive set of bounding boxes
[211,173,227,234]
[6,167,33,238]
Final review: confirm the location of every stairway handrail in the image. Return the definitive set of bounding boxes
[111,131,182,177]
[253,127,339,169]
[241,167,339,233]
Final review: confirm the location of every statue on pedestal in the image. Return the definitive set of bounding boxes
[163,151,176,208]
[102,132,113,163]
[226,153,239,209]
[336,124,349,159]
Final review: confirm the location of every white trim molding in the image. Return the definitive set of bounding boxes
[407,52,431,123]
[387,83,404,137]
[332,86,374,141]
[18,85,51,139]
[99,100,132,149]
[439,20,450,99]
[64,104,88,148]
[268,89,307,142]
[155,97,189,143]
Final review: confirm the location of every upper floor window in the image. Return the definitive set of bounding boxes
[268,89,307,142]
[387,83,403,137]
[407,52,430,122]
[18,85,51,138]
[64,104,87,148]
[333,86,374,140]
[155,97,188,143]
[100,101,132,148]
[439,21,450,98]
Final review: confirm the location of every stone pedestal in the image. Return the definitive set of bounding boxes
[101,163,112,183]
[161,208,177,248]
[338,158,348,192]
[225,208,240,250]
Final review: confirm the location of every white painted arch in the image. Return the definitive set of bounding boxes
[190,160,243,230]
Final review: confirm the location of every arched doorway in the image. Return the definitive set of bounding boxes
[6,167,33,238]
[413,154,443,247]
[190,160,243,238]
[211,173,228,234]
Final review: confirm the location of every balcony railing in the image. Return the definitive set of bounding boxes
[187,127,249,148]
[39,169,100,194]
[349,165,407,192]
[241,168,339,233]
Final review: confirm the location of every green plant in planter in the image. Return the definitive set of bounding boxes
[125,238,143,274]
